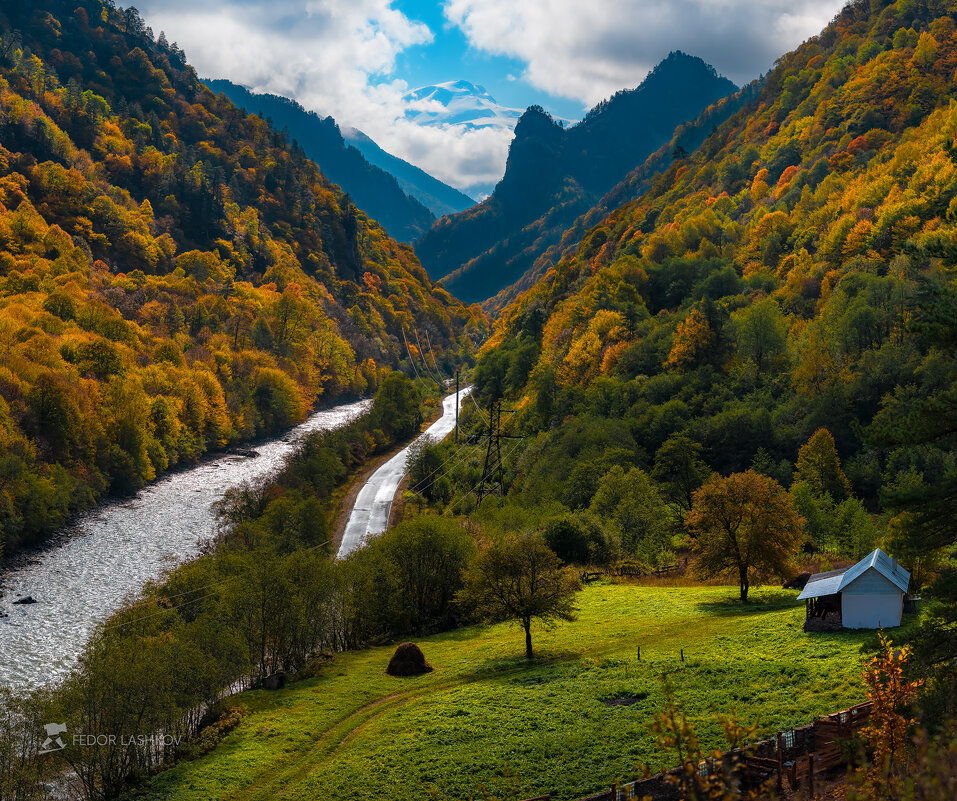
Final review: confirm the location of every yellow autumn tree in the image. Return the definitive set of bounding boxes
[795,427,852,500]
[845,635,923,801]
[750,167,770,203]
[664,308,714,371]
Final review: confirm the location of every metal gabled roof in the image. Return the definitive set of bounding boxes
[840,548,910,593]
[797,549,909,600]
[797,571,844,600]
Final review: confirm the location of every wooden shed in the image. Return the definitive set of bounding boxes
[797,548,910,631]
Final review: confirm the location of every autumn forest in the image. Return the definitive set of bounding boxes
[3,1,957,800]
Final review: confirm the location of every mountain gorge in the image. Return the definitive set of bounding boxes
[342,127,476,218]
[5,1,957,800]
[416,52,738,305]
[0,0,483,557]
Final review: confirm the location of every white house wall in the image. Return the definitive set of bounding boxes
[841,592,903,629]
[841,567,902,595]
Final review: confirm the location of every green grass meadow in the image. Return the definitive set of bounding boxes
[135,583,880,801]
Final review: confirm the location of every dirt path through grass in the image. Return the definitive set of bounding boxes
[138,584,883,801]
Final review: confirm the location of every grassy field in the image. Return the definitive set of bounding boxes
[135,583,882,801]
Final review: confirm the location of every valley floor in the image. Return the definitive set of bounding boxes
[136,583,878,801]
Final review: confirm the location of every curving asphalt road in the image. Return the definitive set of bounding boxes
[337,386,472,558]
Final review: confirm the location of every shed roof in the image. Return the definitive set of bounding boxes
[797,549,909,600]
[797,571,844,599]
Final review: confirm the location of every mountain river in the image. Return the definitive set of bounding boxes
[0,399,371,692]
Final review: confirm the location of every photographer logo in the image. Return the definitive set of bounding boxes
[39,722,67,754]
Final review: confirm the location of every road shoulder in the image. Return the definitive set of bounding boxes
[329,400,444,554]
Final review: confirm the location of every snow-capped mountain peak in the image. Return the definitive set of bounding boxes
[403,80,523,130]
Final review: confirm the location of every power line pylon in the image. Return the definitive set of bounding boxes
[476,399,523,501]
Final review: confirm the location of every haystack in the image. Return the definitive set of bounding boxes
[386,642,433,676]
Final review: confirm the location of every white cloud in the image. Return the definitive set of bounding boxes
[444,0,847,106]
[135,1,849,195]
[136,0,508,193]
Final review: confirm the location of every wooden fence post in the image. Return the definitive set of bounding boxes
[808,754,815,798]
[776,731,783,791]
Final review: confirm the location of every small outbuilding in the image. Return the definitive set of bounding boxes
[797,548,910,631]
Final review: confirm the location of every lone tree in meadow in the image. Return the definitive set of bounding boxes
[457,536,580,658]
[686,470,805,601]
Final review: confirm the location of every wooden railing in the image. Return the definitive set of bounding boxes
[571,701,873,801]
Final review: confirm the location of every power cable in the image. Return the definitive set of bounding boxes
[406,435,488,496]
[401,329,422,382]
[424,329,447,386]
[413,327,443,389]
[468,391,491,426]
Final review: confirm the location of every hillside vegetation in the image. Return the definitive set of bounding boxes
[471,0,957,538]
[204,80,437,243]
[0,0,484,558]
[416,52,737,305]
[484,84,761,315]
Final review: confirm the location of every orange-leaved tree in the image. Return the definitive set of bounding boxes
[845,634,923,801]
[686,471,804,601]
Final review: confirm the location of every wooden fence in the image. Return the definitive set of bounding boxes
[581,560,688,584]
[571,701,873,801]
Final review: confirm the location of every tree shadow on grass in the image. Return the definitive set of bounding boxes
[696,589,801,617]
[454,649,583,684]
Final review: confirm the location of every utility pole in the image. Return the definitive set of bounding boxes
[477,399,500,502]
[454,369,460,443]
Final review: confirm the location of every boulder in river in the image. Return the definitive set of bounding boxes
[386,643,433,677]
[229,448,259,458]
[13,596,37,605]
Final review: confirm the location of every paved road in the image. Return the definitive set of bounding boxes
[337,387,472,558]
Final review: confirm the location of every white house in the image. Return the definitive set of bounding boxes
[797,548,910,631]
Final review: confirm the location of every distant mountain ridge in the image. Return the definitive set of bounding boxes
[0,0,482,557]
[342,127,476,217]
[205,79,435,242]
[415,52,738,305]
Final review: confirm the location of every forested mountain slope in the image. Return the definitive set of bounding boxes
[0,0,484,558]
[342,127,476,218]
[416,52,737,305]
[204,80,437,242]
[472,0,957,547]
[483,84,760,314]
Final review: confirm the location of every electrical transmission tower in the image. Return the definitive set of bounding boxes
[476,399,521,501]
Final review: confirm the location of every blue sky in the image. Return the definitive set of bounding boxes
[388,0,583,120]
[135,0,847,195]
